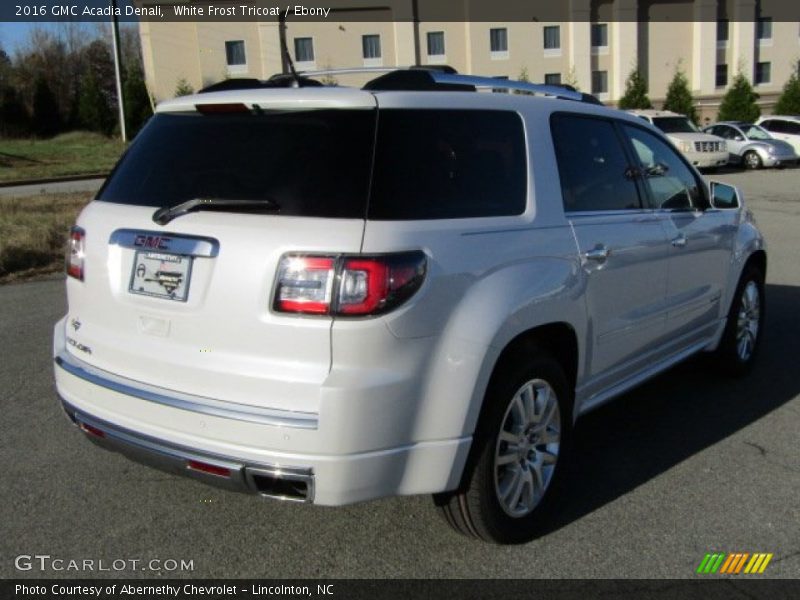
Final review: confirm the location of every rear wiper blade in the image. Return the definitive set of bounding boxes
[153,198,280,225]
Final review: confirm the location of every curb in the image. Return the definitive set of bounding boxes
[0,173,108,188]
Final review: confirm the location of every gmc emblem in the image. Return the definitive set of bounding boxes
[134,235,171,250]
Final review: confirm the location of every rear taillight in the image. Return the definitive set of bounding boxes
[274,256,336,315]
[66,226,85,281]
[274,252,426,317]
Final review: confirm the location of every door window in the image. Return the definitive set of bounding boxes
[551,115,642,212]
[622,125,705,210]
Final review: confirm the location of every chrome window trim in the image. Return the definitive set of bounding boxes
[55,350,319,430]
[109,229,220,258]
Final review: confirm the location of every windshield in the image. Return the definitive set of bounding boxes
[97,109,376,218]
[652,117,699,134]
[741,124,772,140]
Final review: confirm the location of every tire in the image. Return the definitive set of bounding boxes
[712,266,765,376]
[744,150,763,170]
[434,349,573,544]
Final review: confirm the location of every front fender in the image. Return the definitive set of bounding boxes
[716,207,766,339]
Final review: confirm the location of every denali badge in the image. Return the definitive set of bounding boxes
[66,336,92,355]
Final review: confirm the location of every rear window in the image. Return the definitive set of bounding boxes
[97,109,376,219]
[368,109,527,220]
[98,107,527,221]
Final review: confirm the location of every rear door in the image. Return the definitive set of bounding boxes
[65,93,377,414]
[551,113,671,395]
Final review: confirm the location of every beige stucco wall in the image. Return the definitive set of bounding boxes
[138,6,800,120]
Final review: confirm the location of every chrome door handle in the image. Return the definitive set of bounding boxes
[584,245,610,262]
[671,234,687,248]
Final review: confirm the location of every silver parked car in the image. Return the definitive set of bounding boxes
[703,121,798,169]
[54,67,766,544]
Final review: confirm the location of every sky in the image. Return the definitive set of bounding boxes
[0,22,137,53]
[0,23,50,52]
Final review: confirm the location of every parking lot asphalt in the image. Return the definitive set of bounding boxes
[1,168,798,579]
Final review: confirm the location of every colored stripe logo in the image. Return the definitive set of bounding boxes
[696,552,773,574]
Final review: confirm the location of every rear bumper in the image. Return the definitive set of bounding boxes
[60,399,316,501]
[53,318,470,505]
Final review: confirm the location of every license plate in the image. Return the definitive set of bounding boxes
[129,251,193,301]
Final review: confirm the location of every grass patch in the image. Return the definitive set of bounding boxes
[0,192,91,282]
[0,132,125,183]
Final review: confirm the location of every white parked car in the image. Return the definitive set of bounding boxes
[628,109,729,169]
[54,68,766,544]
[703,121,798,169]
[756,115,800,155]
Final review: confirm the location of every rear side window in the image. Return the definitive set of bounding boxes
[368,110,527,220]
[97,110,376,219]
[784,121,800,134]
[551,114,642,212]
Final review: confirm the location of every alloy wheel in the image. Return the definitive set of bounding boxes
[494,378,561,518]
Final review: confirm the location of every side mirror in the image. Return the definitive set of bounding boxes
[734,135,744,141]
[710,181,741,209]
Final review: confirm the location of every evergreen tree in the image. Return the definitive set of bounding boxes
[32,76,62,137]
[78,68,115,136]
[123,64,153,138]
[717,72,760,122]
[174,78,194,97]
[774,73,800,115]
[0,87,31,137]
[617,68,652,110]
[662,68,698,124]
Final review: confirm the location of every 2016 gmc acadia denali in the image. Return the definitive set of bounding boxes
[53,68,766,544]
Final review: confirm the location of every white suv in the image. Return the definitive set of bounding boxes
[54,68,766,544]
[628,109,729,169]
[756,115,800,154]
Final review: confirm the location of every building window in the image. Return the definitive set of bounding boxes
[716,19,729,43]
[591,24,608,48]
[294,37,314,64]
[490,28,508,59]
[757,17,772,40]
[543,26,560,51]
[716,64,728,87]
[592,70,608,95]
[362,34,381,65]
[225,40,246,68]
[427,31,445,56]
[755,62,771,85]
[544,73,562,86]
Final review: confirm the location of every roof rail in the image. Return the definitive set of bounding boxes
[299,65,457,78]
[430,73,584,101]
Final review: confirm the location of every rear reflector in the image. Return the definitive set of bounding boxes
[79,422,105,438]
[187,460,231,478]
[195,103,250,114]
[274,252,426,317]
[66,226,85,281]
